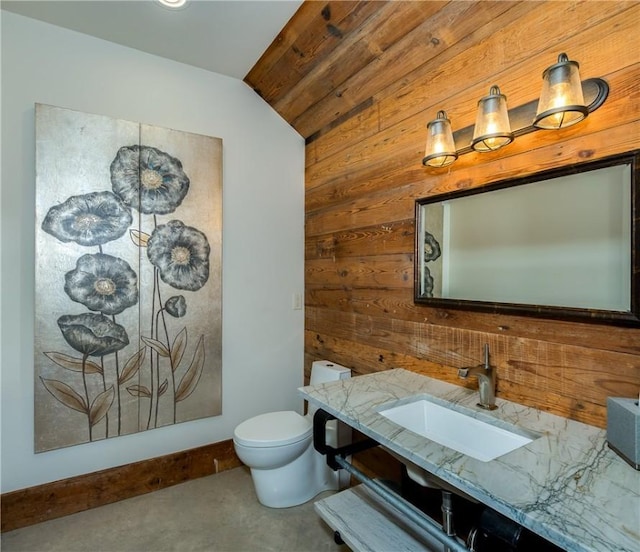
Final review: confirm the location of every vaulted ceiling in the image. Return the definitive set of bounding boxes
[244,0,459,140]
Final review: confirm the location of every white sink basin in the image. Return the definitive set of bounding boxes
[378,398,534,462]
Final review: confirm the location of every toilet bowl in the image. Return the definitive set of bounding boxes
[233,360,351,508]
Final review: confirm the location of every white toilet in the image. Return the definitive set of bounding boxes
[233,360,351,508]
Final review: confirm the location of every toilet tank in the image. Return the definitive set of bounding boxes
[307,360,351,432]
[308,360,352,489]
[310,360,351,385]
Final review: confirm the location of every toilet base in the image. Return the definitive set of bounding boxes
[250,441,340,508]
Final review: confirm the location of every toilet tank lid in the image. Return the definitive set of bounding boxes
[233,411,312,448]
[310,360,351,385]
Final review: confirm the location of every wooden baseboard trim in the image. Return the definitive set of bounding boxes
[1,439,241,533]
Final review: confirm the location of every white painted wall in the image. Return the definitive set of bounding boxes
[0,11,305,493]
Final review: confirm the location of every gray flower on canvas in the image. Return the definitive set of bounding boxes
[423,266,434,298]
[65,253,138,315]
[423,231,441,262]
[165,295,187,318]
[41,191,132,246]
[147,220,210,291]
[111,145,190,214]
[58,313,129,357]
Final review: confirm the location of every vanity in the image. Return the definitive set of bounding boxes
[299,369,640,552]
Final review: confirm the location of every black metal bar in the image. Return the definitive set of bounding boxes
[313,409,379,470]
[312,409,335,454]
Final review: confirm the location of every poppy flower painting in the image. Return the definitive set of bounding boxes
[110,145,190,215]
[41,191,133,246]
[64,253,139,315]
[34,104,222,452]
[147,220,210,291]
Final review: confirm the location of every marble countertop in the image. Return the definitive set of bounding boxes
[299,368,639,552]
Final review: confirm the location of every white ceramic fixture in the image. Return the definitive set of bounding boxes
[233,360,351,508]
[378,398,534,462]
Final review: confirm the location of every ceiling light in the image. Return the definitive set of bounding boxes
[156,0,188,9]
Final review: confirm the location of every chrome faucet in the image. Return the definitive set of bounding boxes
[458,344,497,410]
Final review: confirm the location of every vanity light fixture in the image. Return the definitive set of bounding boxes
[471,85,513,152]
[422,53,609,168]
[534,53,588,129]
[423,111,458,168]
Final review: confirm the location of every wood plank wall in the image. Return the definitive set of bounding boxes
[298,1,640,429]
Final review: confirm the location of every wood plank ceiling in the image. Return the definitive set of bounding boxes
[245,0,450,140]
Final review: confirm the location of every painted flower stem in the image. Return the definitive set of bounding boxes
[82,353,92,441]
[111,315,122,436]
[100,356,109,438]
[146,266,158,431]
[157,306,178,424]
[152,268,166,427]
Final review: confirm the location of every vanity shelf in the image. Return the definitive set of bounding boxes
[315,484,445,552]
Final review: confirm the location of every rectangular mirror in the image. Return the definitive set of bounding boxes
[415,151,639,326]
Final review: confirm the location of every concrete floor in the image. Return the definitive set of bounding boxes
[2,467,349,552]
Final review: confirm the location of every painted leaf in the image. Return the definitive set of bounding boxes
[175,335,205,402]
[170,328,187,372]
[130,229,150,247]
[141,336,170,357]
[119,347,146,384]
[43,351,102,375]
[40,377,88,413]
[89,387,115,427]
[127,385,151,398]
[158,379,169,397]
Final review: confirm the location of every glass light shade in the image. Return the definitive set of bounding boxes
[471,85,513,152]
[423,111,457,168]
[534,53,588,129]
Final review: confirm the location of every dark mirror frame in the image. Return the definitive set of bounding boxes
[414,151,640,326]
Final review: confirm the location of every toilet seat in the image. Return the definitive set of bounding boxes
[233,411,312,448]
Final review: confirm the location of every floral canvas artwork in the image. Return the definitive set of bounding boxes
[34,104,222,452]
[416,202,444,300]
